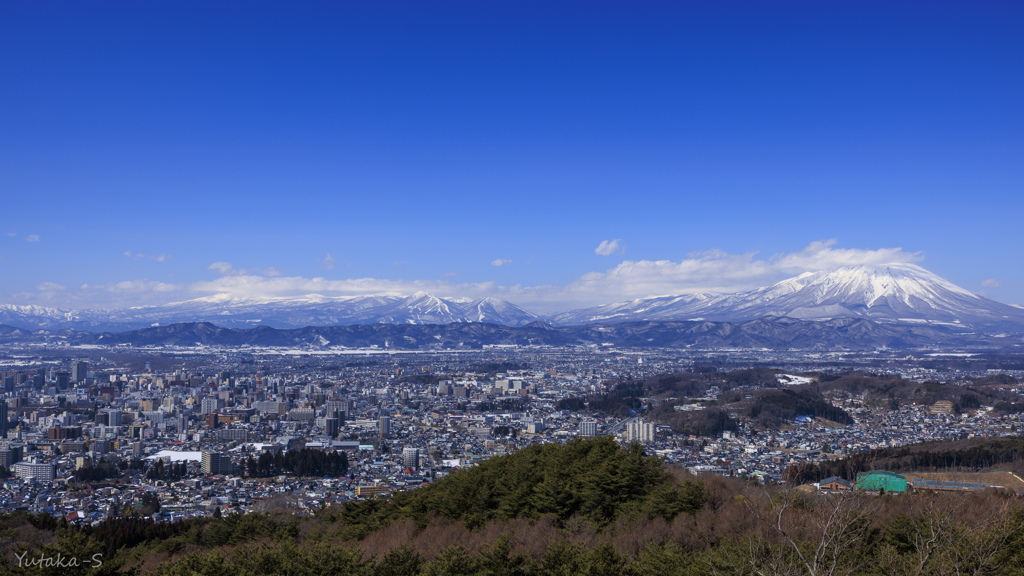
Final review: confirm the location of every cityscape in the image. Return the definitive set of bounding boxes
[2,1,1023,574]
[2,343,1023,523]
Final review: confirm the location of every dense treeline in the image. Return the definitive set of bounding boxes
[244,447,348,478]
[11,484,1024,576]
[994,401,1024,414]
[73,457,123,483]
[324,437,706,539]
[649,406,739,437]
[146,460,188,481]
[817,373,1018,409]
[785,436,1024,485]
[750,388,854,426]
[83,516,209,557]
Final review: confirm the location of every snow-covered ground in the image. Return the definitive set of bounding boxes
[777,374,815,386]
[147,450,202,462]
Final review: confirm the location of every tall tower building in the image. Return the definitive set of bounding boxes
[71,361,88,383]
[324,417,339,439]
[0,401,9,437]
[378,415,391,440]
[402,447,420,469]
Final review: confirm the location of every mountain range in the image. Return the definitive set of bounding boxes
[0,317,1018,351]
[2,263,1022,333]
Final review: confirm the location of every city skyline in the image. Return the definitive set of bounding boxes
[2,2,1022,312]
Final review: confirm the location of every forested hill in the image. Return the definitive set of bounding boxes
[330,436,707,538]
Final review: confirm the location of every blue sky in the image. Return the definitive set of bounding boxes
[2,1,1022,312]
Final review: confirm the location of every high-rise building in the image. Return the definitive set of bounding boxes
[201,450,234,475]
[0,445,22,469]
[402,447,420,469]
[625,420,656,443]
[56,372,70,389]
[378,415,391,439]
[201,398,222,415]
[71,361,88,383]
[325,417,340,438]
[325,400,348,419]
[579,420,598,437]
[107,410,122,427]
[0,401,8,437]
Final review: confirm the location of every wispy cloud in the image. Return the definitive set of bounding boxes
[444,271,458,277]
[319,253,338,270]
[982,279,1002,288]
[25,234,40,242]
[491,258,512,267]
[35,282,66,292]
[595,239,623,256]
[392,260,407,266]
[207,262,282,277]
[5,232,16,237]
[124,251,170,262]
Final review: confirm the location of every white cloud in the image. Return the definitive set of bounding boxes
[3,240,932,314]
[491,259,512,267]
[35,282,67,292]
[444,272,458,277]
[207,262,282,277]
[25,234,40,242]
[124,251,169,262]
[982,279,1002,288]
[392,260,407,266]
[770,239,922,271]
[319,253,338,270]
[5,232,16,237]
[594,239,623,256]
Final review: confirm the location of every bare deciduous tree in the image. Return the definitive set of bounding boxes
[744,489,879,576]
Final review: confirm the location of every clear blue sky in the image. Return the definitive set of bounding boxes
[2,1,1022,312]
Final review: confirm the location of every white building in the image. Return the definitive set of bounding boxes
[13,461,55,482]
[625,420,656,443]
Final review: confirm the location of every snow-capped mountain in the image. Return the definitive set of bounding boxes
[2,264,1021,332]
[549,263,1024,329]
[0,292,542,331]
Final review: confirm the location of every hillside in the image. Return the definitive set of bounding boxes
[6,437,1024,575]
[8,439,1024,575]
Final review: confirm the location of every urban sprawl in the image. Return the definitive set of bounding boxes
[1,344,1022,524]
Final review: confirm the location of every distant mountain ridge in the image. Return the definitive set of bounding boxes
[0,317,1017,351]
[0,291,542,331]
[1,263,1022,332]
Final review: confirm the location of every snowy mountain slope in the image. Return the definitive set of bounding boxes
[0,292,541,330]
[550,264,1024,329]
